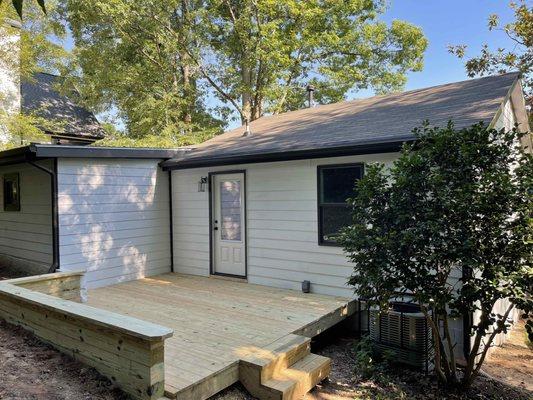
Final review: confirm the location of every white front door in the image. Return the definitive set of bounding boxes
[212,172,246,277]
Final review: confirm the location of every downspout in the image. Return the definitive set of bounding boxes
[168,170,174,273]
[27,159,59,273]
[462,266,472,360]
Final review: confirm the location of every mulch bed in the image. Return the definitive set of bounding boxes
[307,336,532,400]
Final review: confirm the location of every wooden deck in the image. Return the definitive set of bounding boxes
[87,273,356,399]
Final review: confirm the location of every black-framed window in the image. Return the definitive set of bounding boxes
[318,164,363,245]
[3,173,21,212]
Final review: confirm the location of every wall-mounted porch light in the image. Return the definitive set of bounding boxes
[198,176,208,192]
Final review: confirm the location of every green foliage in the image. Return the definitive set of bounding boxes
[94,124,219,148]
[1,1,67,80]
[0,1,69,148]
[0,109,62,150]
[353,335,395,380]
[62,0,225,141]
[339,122,533,389]
[0,0,46,19]
[353,335,377,379]
[448,1,532,98]
[62,0,427,139]
[198,0,427,121]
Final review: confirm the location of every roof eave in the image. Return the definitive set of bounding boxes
[0,144,188,162]
[49,132,105,141]
[32,144,183,159]
[162,136,415,171]
[0,146,37,167]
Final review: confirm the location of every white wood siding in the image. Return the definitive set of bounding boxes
[493,95,516,131]
[57,158,171,288]
[0,161,52,267]
[172,153,398,297]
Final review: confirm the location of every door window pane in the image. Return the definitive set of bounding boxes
[220,180,241,241]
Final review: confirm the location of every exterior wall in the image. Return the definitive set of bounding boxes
[0,161,53,274]
[57,158,171,288]
[171,153,398,298]
[0,20,21,144]
[493,95,517,132]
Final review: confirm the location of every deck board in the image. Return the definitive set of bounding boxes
[87,273,354,398]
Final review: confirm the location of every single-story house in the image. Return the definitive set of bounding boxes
[162,71,530,297]
[0,73,530,399]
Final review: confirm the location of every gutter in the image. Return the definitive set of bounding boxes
[161,136,415,171]
[27,159,59,273]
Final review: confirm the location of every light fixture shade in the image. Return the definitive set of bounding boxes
[198,176,208,192]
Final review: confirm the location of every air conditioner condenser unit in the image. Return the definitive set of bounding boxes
[369,302,434,372]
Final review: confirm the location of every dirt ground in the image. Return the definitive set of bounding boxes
[214,328,533,400]
[0,320,128,400]
[0,318,531,400]
[482,319,533,392]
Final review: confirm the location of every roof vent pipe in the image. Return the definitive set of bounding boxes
[306,85,315,108]
[243,118,252,137]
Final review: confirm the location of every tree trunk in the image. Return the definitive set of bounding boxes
[180,0,193,127]
[461,303,515,389]
[420,306,448,384]
[251,98,261,121]
[241,62,252,124]
[442,313,458,383]
[181,62,193,125]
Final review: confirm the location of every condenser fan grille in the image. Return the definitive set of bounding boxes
[369,308,434,371]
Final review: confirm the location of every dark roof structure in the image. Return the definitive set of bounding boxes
[21,72,105,141]
[0,144,188,167]
[161,72,520,170]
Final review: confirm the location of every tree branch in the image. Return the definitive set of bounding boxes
[150,13,245,120]
[472,303,515,378]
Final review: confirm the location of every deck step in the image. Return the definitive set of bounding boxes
[240,334,311,381]
[282,353,331,396]
[239,335,330,400]
[261,354,331,399]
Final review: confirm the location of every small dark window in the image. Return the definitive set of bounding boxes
[318,164,363,245]
[3,173,20,212]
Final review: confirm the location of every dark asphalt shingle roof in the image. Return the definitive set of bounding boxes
[21,72,105,140]
[162,72,519,169]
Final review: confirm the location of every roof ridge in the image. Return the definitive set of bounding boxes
[240,72,521,130]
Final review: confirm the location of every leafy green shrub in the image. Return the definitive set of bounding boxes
[341,122,532,389]
[353,335,396,380]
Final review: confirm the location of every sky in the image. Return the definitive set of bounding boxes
[352,0,518,97]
